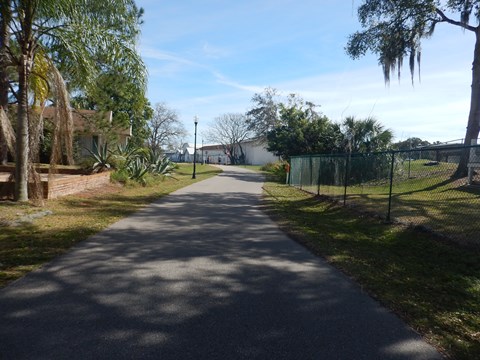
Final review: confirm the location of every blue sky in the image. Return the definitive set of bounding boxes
[136,0,474,144]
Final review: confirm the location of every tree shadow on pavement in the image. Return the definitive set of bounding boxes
[0,176,441,359]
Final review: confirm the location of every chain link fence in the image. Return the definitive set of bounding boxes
[289,144,480,246]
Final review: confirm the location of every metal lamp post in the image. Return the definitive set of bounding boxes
[192,116,198,179]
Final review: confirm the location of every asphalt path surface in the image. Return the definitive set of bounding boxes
[0,166,442,359]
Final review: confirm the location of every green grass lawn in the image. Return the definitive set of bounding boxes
[294,160,480,246]
[262,180,480,360]
[0,164,221,288]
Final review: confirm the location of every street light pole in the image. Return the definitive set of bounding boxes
[192,116,198,179]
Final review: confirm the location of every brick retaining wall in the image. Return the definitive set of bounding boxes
[0,172,111,199]
[46,172,111,199]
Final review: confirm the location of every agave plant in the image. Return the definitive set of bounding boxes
[86,144,111,173]
[109,145,177,184]
[151,156,176,178]
[113,142,140,162]
[144,149,162,167]
[142,149,174,176]
[126,157,149,185]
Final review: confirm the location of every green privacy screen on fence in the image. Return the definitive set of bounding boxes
[289,144,480,246]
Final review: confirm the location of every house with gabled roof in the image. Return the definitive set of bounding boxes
[41,107,131,158]
[199,143,230,165]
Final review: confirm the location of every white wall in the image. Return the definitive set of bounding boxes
[204,148,229,165]
[241,141,279,165]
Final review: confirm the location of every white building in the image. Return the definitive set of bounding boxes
[178,143,221,163]
[177,139,278,166]
[180,143,196,162]
[237,138,279,165]
[200,144,230,165]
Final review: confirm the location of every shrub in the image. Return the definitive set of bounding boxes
[126,157,149,185]
[102,145,178,185]
[110,168,130,184]
[261,161,288,183]
[151,155,176,178]
[78,157,96,174]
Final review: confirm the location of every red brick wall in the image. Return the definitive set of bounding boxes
[0,172,111,199]
[47,172,111,199]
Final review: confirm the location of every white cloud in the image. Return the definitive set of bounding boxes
[201,42,231,59]
[265,64,471,142]
[213,72,265,93]
[141,47,198,67]
[145,55,472,143]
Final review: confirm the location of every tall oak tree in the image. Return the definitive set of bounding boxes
[347,0,480,176]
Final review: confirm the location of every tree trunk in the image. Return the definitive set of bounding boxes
[238,143,245,164]
[15,55,30,201]
[456,28,480,177]
[0,1,11,165]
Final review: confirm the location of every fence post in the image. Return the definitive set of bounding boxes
[408,150,411,178]
[317,157,321,196]
[343,154,350,206]
[386,151,395,221]
[309,156,313,188]
[286,160,291,185]
[299,158,303,190]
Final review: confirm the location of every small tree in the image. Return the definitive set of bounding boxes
[147,103,186,153]
[71,71,153,149]
[341,116,393,153]
[393,137,431,151]
[205,113,252,165]
[267,97,342,159]
[245,87,282,138]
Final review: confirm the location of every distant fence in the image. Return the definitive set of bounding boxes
[289,144,480,246]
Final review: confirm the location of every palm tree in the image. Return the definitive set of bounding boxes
[1,0,145,201]
[342,116,393,153]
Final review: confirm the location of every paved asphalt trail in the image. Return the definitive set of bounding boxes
[0,166,442,360]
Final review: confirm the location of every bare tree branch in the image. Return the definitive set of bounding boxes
[435,7,476,32]
[205,113,252,164]
[147,102,186,152]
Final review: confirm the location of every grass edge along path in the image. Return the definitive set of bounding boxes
[0,164,222,289]
[262,181,480,360]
